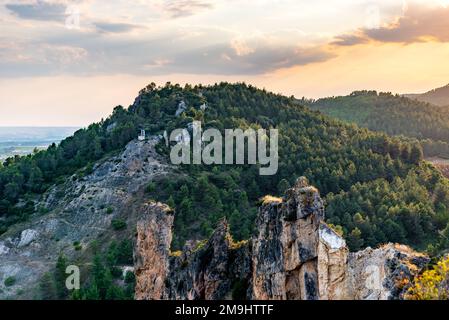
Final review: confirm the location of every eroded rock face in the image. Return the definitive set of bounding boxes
[17,229,39,248]
[134,177,429,300]
[135,216,251,300]
[251,178,347,300]
[0,138,170,299]
[134,202,174,300]
[317,224,350,300]
[347,244,429,300]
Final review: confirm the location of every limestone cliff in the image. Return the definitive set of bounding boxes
[134,202,174,300]
[135,177,429,300]
[135,212,251,300]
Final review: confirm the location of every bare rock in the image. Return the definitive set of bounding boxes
[251,178,327,300]
[175,101,187,117]
[134,202,174,300]
[347,244,429,300]
[17,229,39,248]
[135,216,251,300]
[0,242,10,255]
[318,224,349,300]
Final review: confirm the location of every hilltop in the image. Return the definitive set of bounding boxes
[405,84,449,107]
[306,91,449,158]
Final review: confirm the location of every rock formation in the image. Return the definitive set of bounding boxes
[134,202,174,300]
[347,244,430,300]
[135,177,429,300]
[135,211,251,300]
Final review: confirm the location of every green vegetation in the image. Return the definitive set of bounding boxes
[37,240,134,300]
[0,106,141,232]
[406,256,449,300]
[307,91,449,158]
[4,276,16,287]
[35,255,70,300]
[141,84,448,252]
[405,83,449,107]
[73,242,82,251]
[326,164,449,252]
[1,83,449,256]
[111,219,127,231]
[72,239,134,300]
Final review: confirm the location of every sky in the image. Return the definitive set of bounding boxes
[1,0,449,126]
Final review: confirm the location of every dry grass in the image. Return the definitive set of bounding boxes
[260,195,283,205]
[169,250,182,257]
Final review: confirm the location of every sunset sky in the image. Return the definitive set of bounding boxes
[1,0,449,126]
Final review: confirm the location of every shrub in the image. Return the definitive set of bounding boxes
[406,256,449,300]
[73,241,82,251]
[146,182,156,193]
[124,271,135,284]
[4,276,16,287]
[111,219,126,231]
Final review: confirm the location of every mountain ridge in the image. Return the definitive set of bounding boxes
[404,84,449,107]
[307,90,449,158]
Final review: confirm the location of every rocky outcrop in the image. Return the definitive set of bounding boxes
[0,137,170,299]
[347,244,429,300]
[135,211,251,300]
[251,177,348,300]
[134,202,174,300]
[135,177,429,300]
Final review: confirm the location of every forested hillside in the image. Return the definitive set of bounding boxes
[307,91,449,158]
[405,84,449,107]
[1,83,449,255]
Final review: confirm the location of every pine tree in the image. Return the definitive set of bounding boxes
[410,143,424,164]
[347,228,364,251]
[39,272,57,300]
[55,254,68,299]
[277,179,290,195]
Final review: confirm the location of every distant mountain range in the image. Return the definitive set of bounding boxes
[404,84,449,107]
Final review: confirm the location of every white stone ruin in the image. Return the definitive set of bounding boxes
[138,129,146,141]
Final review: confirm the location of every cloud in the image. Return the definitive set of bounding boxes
[5,1,66,21]
[0,36,89,77]
[331,34,368,46]
[94,21,142,33]
[162,0,213,18]
[365,4,449,43]
[0,27,335,77]
[142,41,335,75]
[230,38,255,56]
[333,4,449,45]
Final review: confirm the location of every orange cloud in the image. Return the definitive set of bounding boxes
[333,4,449,45]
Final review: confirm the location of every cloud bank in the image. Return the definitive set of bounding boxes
[333,4,449,46]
